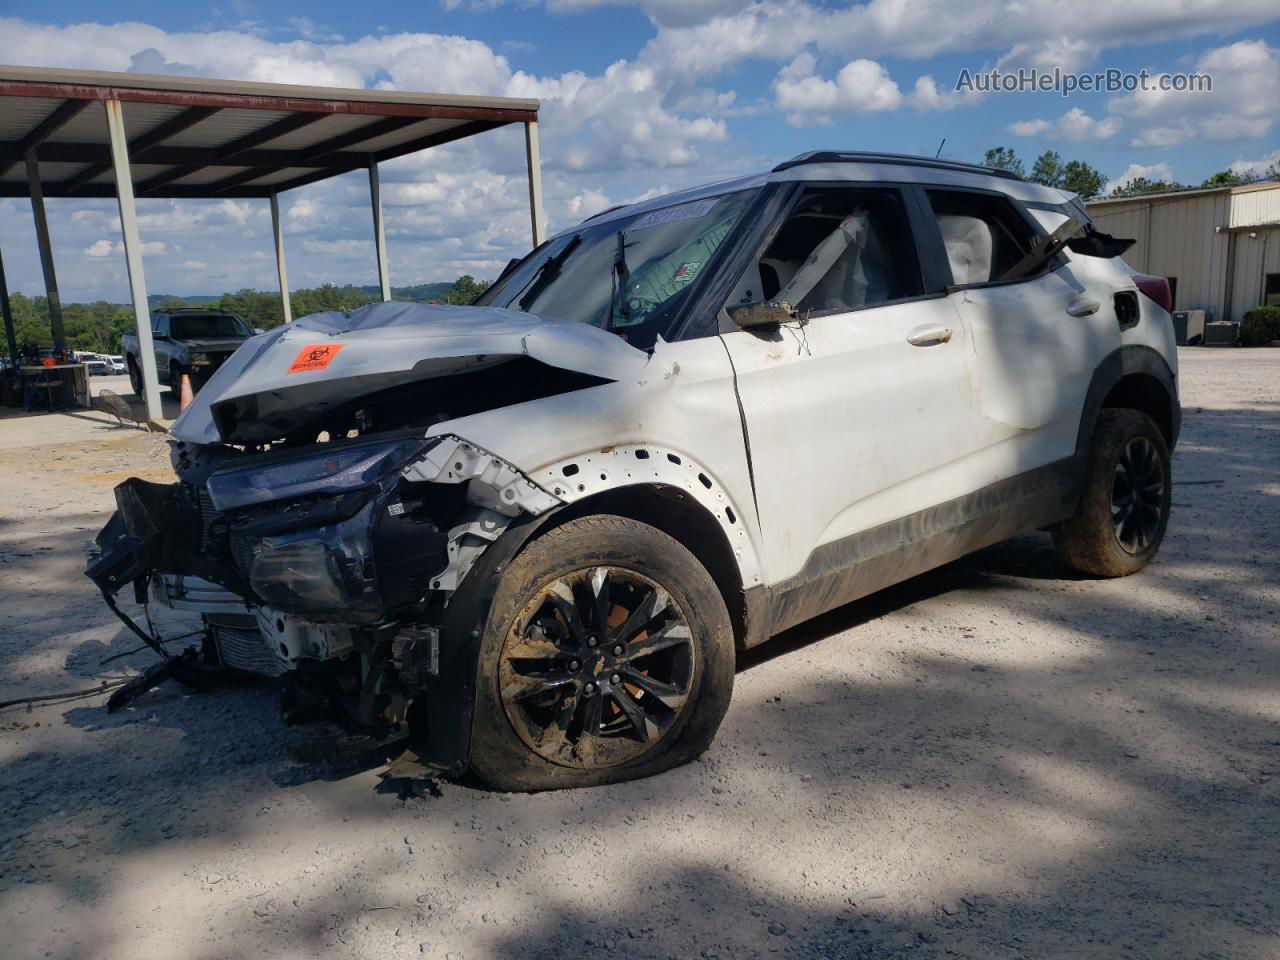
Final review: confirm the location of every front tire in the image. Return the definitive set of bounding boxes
[1054,409,1171,577]
[468,515,735,792]
[127,357,143,396]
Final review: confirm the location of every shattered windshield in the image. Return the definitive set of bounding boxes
[483,190,759,349]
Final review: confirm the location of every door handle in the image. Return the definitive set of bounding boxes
[1066,297,1101,317]
[906,324,952,346]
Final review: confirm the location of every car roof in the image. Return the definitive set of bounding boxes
[569,151,1073,235]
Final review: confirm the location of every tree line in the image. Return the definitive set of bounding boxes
[982,147,1279,199]
[5,275,491,355]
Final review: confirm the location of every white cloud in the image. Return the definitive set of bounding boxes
[1230,148,1280,178]
[1107,162,1176,194]
[773,54,904,122]
[1009,119,1052,136]
[1109,39,1279,147]
[1010,107,1121,141]
[83,239,166,258]
[773,54,983,123]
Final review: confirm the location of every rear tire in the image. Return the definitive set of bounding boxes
[1054,409,1171,577]
[127,357,142,396]
[468,515,735,792]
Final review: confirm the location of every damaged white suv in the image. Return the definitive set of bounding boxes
[88,151,1179,791]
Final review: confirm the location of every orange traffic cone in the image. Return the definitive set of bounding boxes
[179,373,194,412]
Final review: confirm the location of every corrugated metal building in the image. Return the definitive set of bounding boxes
[1086,181,1280,324]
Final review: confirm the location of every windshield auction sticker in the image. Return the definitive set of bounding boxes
[287,344,345,374]
[631,198,719,230]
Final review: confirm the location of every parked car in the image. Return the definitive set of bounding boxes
[88,151,1179,791]
[106,355,127,375]
[121,309,253,395]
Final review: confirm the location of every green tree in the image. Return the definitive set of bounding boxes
[1109,176,1184,198]
[1060,160,1107,199]
[445,275,490,305]
[983,146,1025,177]
[1200,169,1250,187]
[1029,150,1065,188]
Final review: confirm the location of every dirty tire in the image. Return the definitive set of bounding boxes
[468,515,735,792]
[1054,408,1171,577]
[127,357,143,396]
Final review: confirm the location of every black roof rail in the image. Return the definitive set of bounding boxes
[772,151,1024,181]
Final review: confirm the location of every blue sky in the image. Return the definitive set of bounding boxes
[2,1,1278,301]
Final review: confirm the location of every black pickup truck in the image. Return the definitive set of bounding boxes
[123,309,254,394]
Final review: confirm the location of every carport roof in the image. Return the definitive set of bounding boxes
[0,65,540,199]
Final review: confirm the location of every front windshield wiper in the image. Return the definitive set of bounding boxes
[518,233,582,312]
[608,230,632,331]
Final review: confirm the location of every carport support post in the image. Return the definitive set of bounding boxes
[270,191,292,324]
[368,158,391,302]
[104,99,164,425]
[25,152,65,349]
[524,120,545,248]
[0,245,18,362]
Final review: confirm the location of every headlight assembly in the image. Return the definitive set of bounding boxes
[206,436,429,511]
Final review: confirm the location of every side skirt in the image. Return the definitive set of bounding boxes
[742,457,1081,646]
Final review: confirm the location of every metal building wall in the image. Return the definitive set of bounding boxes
[1088,192,1231,320]
[1230,227,1280,317]
[1230,188,1280,228]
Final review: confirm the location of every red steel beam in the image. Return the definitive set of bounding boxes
[0,80,537,124]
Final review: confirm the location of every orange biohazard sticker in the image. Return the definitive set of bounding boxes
[287,344,345,374]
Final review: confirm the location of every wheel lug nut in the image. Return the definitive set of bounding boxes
[610,673,621,685]
[612,644,624,656]
[583,682,596,695]
[569,660,580,671]
[586,636,598,647]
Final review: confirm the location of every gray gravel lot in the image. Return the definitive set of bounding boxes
[1,347,1277,960]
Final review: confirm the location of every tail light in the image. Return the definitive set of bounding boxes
[1133,274,1172,313]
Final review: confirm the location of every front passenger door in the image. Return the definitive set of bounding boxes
[718,185,978,588]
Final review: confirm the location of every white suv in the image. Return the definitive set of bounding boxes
[89,151,1179,791]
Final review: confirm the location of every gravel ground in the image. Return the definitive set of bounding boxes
[1,348,1277,960]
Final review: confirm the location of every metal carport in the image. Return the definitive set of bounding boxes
[0,65,543,426]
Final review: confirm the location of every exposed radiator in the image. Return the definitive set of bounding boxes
[205,613,283,677]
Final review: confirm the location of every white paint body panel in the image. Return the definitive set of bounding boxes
[719,297,977,584]
[427,335,766,587]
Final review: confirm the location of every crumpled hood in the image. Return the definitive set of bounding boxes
[169,301,652,445]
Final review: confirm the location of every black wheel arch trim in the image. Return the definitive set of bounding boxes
[1075,345,1181,457]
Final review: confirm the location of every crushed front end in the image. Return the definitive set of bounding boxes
[87,428,565,767]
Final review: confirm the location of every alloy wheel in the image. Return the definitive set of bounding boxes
[1111,435,1165,554]
[498,566,695,769]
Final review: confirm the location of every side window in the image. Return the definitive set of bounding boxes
[927,190,1039,286]
[153,315,169,336]
[729,187,921,317]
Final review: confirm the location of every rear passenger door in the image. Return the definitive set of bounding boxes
[917,187,1104,478]
[717,184,979,587]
